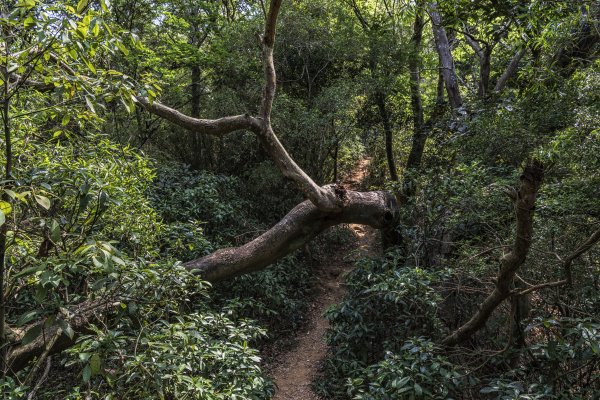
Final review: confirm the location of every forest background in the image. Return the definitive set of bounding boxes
[0,0,599,398]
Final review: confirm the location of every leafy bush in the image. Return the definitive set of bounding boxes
[346,338,467,400]
[319,249,449,398]
[215,254,313,335]
[148,162,256,243]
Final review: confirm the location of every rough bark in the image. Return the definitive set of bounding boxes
[442,162,544,346]
[185,190,398,282]
[428,2,463,109]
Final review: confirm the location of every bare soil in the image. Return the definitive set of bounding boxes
[267,158,380,400]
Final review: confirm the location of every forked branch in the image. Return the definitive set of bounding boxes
[137,0,344,212]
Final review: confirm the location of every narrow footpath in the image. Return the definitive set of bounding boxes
[269,158,380,400]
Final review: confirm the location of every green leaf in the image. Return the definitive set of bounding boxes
[35,195,51,210]
[89,354,101,375]
[22,325,42,345]
[82,365,91,383]
[99,0,110,12]
[116,40,129,56]
[17,0,35,9]
[23,16,36,28]
[58,319,75,340]
[0,210,4,227]
[414,383,423,396]
[17,310,42,326]
[50,219,61,242]
[85,95,96,112]
[76,0,89,14]
[12,265,45,279]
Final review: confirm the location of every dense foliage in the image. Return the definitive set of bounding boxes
[1,0,599,399]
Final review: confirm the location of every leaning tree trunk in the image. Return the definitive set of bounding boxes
[428,2,463,109]
[3,0,403,374]
[442,162,544,346]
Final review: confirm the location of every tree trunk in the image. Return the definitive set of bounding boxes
[185,190,398,282]
[479,48,491,97]
[428,2,463,109]
[374,91,398,181]
[494,47,526,93]
[406,10,426,171]
[442,162,544,346]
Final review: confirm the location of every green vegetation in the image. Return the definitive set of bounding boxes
[1,0,599,399]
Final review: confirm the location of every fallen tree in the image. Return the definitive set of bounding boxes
[136,0,401,282]
[3,0,400,374]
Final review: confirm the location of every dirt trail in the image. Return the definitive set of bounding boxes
[268,158,380,400]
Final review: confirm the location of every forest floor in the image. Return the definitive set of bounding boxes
[267,158,381,400]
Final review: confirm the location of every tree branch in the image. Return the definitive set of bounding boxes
[427,2,463,109]
[184,190,398,282]
[442,161,544,346]
[512,228,600,296]
[138,0,345,212]
[7,298,119,374]
[135,97,260,136]
[494,47,526,93]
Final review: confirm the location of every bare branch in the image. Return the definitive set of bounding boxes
[135,97,260,136]
[442,162,544,346]
[563,228,600,285]
[259,0,282,120]
[138,0,345,212]
[513,228,600,296]
[463,31,484,60]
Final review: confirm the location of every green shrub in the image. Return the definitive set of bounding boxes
[319,249,449,398]
[347,338,467,400]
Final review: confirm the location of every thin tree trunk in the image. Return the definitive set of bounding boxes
[442,162,544,346]
[375,91,398,181]
[494,48,526,93]
[428,2,462,109]
[479,48,491,97]
[406,10,426,171]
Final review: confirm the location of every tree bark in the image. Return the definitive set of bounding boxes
[494,48,526,93]
[406,10,426,171]
[442,162,544,346]
[374,92,398,181]
[428,2,463,109]
[185,190,398,282]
